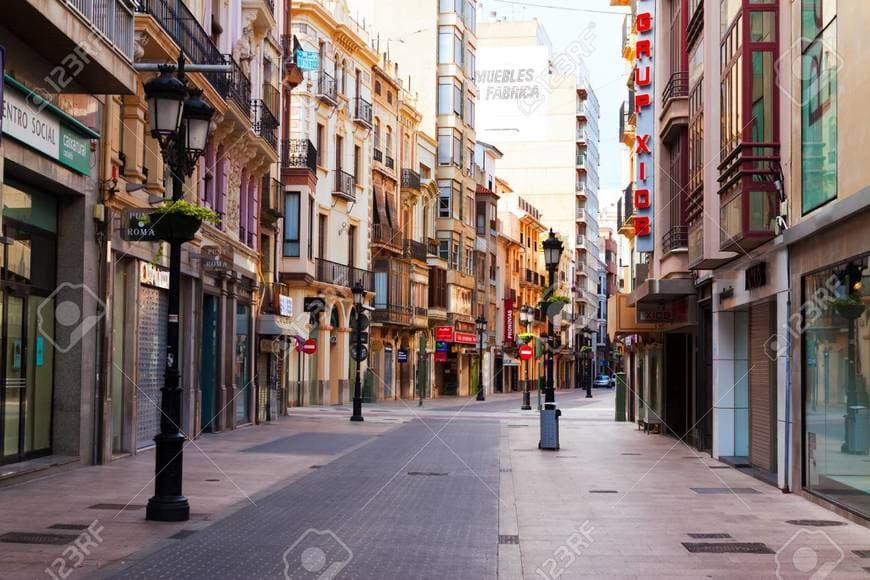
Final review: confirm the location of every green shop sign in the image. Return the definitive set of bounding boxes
[1,75,97,176]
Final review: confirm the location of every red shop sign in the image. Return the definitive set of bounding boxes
[454,331,477,345]
[435,351,448,363]
[434,326,455,342]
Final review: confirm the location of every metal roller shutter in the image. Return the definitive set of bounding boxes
[749,301,776,471]
[136,285,168,450]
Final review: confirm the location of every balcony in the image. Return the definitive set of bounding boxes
[136,0,226,96]
[373,148,384,164]
[226,56,252,118]
[576,208,587,222]
[317,70,337,105]
[353,97,373,127]
[261,83,280,119]
[404,239,428,262]
[315,258,373,291]
[662,226,688,253]
[385,155,395,170]
[718,142,780,252]
[251,100,278,150]
[620,99,636,146]
[333,169,356,201]
[261,176,282,220]
[576,152,587,168]
[242,0,276,32]
[576,180,587,199]
[281,139,317,173]
[280,34,303,88]
[687,0,704,49]
[371,224,402,252]
[427,238,440,257]
[401,168,421,191]
[661,71,689,143]
[617,184,635,238]
[372,304,413,326]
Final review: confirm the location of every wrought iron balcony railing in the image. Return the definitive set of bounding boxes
[315,258,373,291]
[333,169,355,201]
[663,71,689,103]
[281,139,317,173]
[372,304,413,326]
[69,0,135,59]
[371,223,401,248]
[373,148,383,163]
[261,83,280,119]
[261,176,282,218]
[662,226,689,252]
[401,168,421,190]
[317,70,337,104]
[226,55,251,117]
[385,155,395,170]
[403,239,427,261]
[251,100,278,149]
[354,97,373,126]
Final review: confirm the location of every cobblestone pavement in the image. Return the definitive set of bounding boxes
[110,418,499,579]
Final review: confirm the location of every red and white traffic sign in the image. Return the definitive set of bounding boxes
[518,344,534,361]
[302,338,317,355]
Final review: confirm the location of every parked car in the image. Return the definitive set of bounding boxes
[593,374,614,388]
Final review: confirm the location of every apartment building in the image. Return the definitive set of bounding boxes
[474,142,501,397]
[348,0,480,397]
[475,17,603,392]
[281,0,377,407]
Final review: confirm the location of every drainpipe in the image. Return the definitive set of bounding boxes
[783,260,792,493]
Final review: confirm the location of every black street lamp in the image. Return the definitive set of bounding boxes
[351,281,365,422]
[542,230,564,409]
[476,315,487,401]
[143,56,215,523]
[520,306,532,410]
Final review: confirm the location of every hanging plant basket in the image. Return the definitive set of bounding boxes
[834,303,866,321]
[147,200,219,243]
[149,212,203,242]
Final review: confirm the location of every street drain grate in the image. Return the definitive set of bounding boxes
[408,471,448,477]
[499,535,520,545]
[621,453,641,456]
[708,466,731,469]
[310,465,322,469]
[0,532,77,546]
[205,478,220,482]
[853,550,870,558]
[169,530,198,540]
[88,503,145,511]
[508,425,529,428]
[786,520,846,527]
[688,533,732,539]
[690,487,760,495]
[500,468,512,473]
[48,524,90,531]
[682,542,774,554]
[589,490,619,494]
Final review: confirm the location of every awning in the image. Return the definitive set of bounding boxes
[374,187,388,225]
[629,277,695,306]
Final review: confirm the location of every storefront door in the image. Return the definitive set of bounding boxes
[235,303,251,424]
[199,294,219,432]
[383,347,393,399]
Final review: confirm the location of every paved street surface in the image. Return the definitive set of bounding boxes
[3,389,870,578]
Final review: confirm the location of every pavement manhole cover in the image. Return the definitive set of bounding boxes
[682,542,773,554]
[0,532,77,545]
[499,535,520,545]
[169,530,198,540]
[88,503,145,511]
[853,550,870,558]
[48,524,90,531]
[688,533,732,539]
[589,490,619,494]
[690,487,760,495]
[786,520,846,527]
[408,471,448,477]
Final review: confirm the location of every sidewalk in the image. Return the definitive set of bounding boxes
[0,415,395,579]
[502,390,870,578]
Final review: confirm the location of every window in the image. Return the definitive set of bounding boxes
[318,214,327,259]
[466,46,476,82]
[476,201,486,235]
[354,145,362,181]
[489,252,496,281]
[375,80,381,95]
[454,31,464,67]
[438,77,452,115]
[465,93,475,128]
[801,0,837,213]
[439,239,450,260]
[386,126,393,157]
[438,180,451,217]
[438,130,451,165]
[453,81,463,116]
[374,118,381,150]
[307,197,314,260]
[348,225,357,269]
[465,245,473,274]
[439,0,452,13]
[465,0,476,32]
[452,242,460,270]
[316,124,325,166]
[283,192,300,256]
[438,27,452,64]
[387,91,393,104]
[335,135,343,172]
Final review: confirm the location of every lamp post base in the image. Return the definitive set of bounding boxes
[522,390,532,410]
[476,392,485,401]
[350,415,364,422]
[146,432,189,522]
[146,496,190,522]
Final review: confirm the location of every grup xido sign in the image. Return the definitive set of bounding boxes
[634,0,655,253]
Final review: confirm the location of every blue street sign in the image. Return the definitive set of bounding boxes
[397,349,408,364]
[436,341,448,352]
[295,50,320,71]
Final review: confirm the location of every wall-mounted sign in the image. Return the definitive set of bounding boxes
[503,298,514,342]
[435,340,448,352]
[140,261,169,290]
[295,50,320,71]
[397,349,408,364]
[435,351,448,363]
[278,295,293,317]
[202,245,232,274]
[637,300,687,324]
[633,0,655,253]
[120,208,158,242]
[454,331,477,346]
[2,75,94,175]
[519,344,534,361]
[435,326,455,342]
[302,338,317,355]
[745,262,768,291]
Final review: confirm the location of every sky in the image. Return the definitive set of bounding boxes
[478,0,631,228]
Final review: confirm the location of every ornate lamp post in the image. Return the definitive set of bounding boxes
[476,315,487,401]
[542,230,564,409]
[143,57,215,522]
[351,281,365,422]
[520,306,532,410]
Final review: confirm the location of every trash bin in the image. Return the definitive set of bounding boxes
[845,406,868,454]
[539,407,561,450]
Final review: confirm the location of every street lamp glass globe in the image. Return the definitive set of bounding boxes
[182,90,214,158]
[476,316,487,333]
[144,69,187,140]
[543,229,564,269]
[352,281,364,305]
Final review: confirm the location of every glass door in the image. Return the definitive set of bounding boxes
[2,295,25,462]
